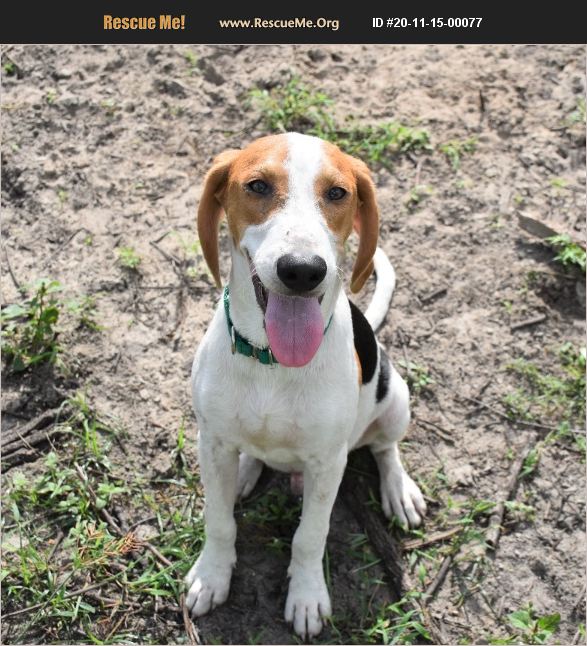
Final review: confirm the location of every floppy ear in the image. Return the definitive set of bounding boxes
[197,149,240,288]
[350,158,379,293]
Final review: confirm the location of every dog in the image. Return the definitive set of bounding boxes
[185,132,426,638]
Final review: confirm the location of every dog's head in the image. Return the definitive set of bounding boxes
[198,132,379,366]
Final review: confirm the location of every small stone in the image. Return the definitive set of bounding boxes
[53,68,73,80]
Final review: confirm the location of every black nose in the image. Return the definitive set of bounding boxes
[276,254,327,292]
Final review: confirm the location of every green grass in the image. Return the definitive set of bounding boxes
[1,279,62,372]
[250,77,334,134]
[503,344,585,423]
[438,138,477,170]
[3,59,16,75]
[397,360,435,394]
[1,279,103,373]
[66,296,101,332]
[546,234,586,273]
[489,603,560,644]
[1,395,204,644]
[567,97,585,126]
[405,184,433,209]
[250,77,431,166]
[116,246,141,270]
[360,592,430,644]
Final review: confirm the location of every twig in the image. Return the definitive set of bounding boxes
[105,613,127,642]
[415,417,454,444]
[75,463,123,534]
[510,314,547,331]
[2,243,25,294]
[144,542,173,568]
[149,240,181,267]
[75,467,173,574]
[423,554,453,600]
[128,514,158,531]
[403,527,462,551]
[46,529,65,564]
[485,448,531,550]
[414,157,425,186]
[181,593,201,645]
[3,572,124,618]
[420,286,447,305]
[44,227,84,268]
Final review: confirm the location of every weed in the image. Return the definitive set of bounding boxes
[117,246,141,270]
[66,296,101,332]
[503,500,535,522]
[520,447,541,478]
[549,177,569,190]
[406,185,433,209]
[489,603,560,644]
[439,138,477,170]
[490,213,504,230]
[3,60,16,75]
[1,279,62,372]
[45,89,57,104]
[184,51,198,71]
[361,592,430,644]
[504,345,585,422]
[250,77,431,166]
[250,77,334,133]
[397,360,435,394]
[2,395,206,643]
[331,121,431,165]
[501,299,513,314]
[100,98,118,116]
[546,420,586,459]
[239,487,302,529]
[546,234,586,273]
[568,97,586,126]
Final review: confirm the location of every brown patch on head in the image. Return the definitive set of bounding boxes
[222,135,289,243]
[315,142,359,245]
[317,142,379,293]
[197,135,289,287]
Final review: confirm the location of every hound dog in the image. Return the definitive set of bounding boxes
[185,133,426,638]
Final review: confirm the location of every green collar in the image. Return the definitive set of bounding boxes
[223,285,332,367]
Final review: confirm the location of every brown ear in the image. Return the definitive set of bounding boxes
[197,150,240,288]
[350,159,379,293]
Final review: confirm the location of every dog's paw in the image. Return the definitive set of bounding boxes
[285,571,331,638]
[236,454,263,500]
[184,553,233,617]
[381,471,426,528]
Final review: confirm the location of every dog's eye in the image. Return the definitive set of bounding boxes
[327,186,347,201]
[248,180,271,195]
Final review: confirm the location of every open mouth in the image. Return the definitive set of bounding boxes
[247,256,326,368]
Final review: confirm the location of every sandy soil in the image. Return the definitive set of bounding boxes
[1,44,585,644]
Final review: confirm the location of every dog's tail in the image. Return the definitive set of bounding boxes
[364,247,396,331]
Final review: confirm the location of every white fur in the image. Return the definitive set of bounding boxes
[185,134,426,638]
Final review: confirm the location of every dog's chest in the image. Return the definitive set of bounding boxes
[197,359,357,464]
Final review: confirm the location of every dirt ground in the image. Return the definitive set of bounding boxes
[1,44,585,645]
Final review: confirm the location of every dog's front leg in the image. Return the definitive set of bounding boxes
[185,435,239,617]
[285,448,347,638]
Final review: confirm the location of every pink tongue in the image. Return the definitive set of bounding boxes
[265,293,324,367]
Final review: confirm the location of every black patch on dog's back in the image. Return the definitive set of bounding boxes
[348,299,377,384]
[376,350,390,403]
